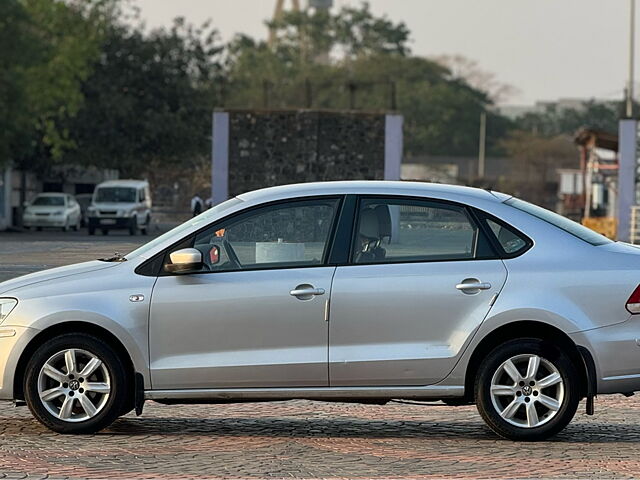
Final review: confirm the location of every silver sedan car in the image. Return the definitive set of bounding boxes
[1,181,639,440]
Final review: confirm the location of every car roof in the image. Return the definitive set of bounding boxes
[34,192,67,197]
[96,179,148,188]
[237,181,507,204]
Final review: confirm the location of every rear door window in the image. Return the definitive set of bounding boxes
[351,197,494,264]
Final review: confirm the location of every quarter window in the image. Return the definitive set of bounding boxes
[192,198,340,272]
[352,198,484,264]
[485,219,529,254]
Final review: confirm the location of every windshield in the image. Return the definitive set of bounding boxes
[95,187,137,203]
[505,197,612,246]
[32,196,64,206]
[126,197,244,258]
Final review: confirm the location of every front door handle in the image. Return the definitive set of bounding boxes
[290,284,325,300]
[456,280,492,292]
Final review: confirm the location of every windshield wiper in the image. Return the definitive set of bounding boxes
[98,252,127,262]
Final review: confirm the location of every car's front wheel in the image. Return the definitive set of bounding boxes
[24,333,129,434]
[475,338,579,441]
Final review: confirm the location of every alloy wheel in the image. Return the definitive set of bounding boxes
[489,353,564,428]
[37,348,111,422]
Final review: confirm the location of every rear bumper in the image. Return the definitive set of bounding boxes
[570,317,640,394]
[88,217,132,229]
[0,326,39,400]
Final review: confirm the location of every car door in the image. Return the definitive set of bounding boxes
[149,196,342,390]
[329,196,508,387]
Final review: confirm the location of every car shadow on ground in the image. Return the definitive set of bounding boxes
[101,416,640,443]
[3,415,640,443]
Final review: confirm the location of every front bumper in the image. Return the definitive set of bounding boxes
[0,326,40,400]
[88,217,133,229]
[570,317,640,394]
[23,216,67,227]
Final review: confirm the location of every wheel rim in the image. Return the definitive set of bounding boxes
[37,348,111,423]
[490,353,564,428]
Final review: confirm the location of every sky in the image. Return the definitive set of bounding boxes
[134,0,637,106]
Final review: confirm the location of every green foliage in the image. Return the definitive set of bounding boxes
[514,100,622,136]
[0,0,44,166]
[3,0,618,183]
[2,0,114,174]
[66,18,224,175]
[266,1,410,64]
[226,9,510,158]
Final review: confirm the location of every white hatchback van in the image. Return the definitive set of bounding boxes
[87,180,151,235]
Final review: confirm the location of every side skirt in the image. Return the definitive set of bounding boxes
[144,385,464,402]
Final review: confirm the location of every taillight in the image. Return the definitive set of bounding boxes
[626,285,640,314]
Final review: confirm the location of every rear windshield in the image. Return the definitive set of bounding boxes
[505,197,612,246]
[32,196,64,206]
[95,187,137,203]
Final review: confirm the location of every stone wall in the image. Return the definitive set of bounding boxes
[225,110,387,197]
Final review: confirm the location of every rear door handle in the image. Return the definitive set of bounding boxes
[456,282,491,291]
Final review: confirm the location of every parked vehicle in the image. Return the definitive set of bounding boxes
[22,193,81,232]
[87,180,151,236]
[74,193,93,227]
[2,181,640,440]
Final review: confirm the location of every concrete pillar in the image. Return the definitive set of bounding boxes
[211,111,230,206]
[384,114,403,181]
[617,119,638,242]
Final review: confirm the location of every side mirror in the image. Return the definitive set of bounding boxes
[165,248,203,274]
[23,201,29,208]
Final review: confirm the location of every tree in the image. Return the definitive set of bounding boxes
[14,0,113,169]
[66,18,224,175]
[499,131,577,208]
[515,100,622,137]
[0,0,44,167]
[225,5,511,159]
[432,54,519,104]
[266,1,410,64]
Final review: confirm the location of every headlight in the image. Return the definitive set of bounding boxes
[119,210,130,217]
[0,298,17,323]
[52,210,64,216]
[88,206,97,213]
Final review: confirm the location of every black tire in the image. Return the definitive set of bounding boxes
[475,338,579,441]
[101,228,109,235]
[140,215,150,235]
[88,227,95,235]
[36,227,42,232]
[129,216,138,236]
[24,333,130,434]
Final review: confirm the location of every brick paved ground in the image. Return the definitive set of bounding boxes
[1,397,640,479]
[2,233,640,479]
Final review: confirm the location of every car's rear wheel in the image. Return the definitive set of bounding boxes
[24,333,129,434]
[475,338,579,441]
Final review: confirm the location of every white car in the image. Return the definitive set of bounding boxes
[87,180,152,236]
[22,193,81,232]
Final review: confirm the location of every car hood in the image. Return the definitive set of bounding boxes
[0,261,119,296]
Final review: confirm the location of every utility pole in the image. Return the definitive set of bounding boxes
[478,111,486,179]
[627,0,636,118]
